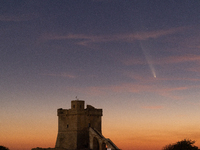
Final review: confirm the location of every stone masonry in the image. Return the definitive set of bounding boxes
[55,100,102,150]
[55,100,120,150]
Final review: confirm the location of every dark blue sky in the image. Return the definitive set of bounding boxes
[1,1,200,150]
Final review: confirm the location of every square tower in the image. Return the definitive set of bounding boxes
[55,100,102,150]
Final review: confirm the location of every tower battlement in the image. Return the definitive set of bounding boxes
[57,100,102,116]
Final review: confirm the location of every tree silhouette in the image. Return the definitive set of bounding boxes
[0,146,9,150]
[162,139,199,150]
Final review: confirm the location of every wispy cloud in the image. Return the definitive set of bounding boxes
[40,72,77,79]
[40,27,187,45]
[187,67,200,73]
[122,54,200,66]
[156,86,189,100]
[157,55,200,65]
[125,71,200,83]
[141,105,164,110]
[124,27,187,41]
[65,82,193,100]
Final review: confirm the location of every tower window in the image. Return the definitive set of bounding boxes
[67,124,69,128]
[73,105,75,108]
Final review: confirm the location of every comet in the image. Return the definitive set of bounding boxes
[153,71,156,78]
[139,41,156,78]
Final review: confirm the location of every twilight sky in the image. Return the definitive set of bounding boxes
[1,1,200,150]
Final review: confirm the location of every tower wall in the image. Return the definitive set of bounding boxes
[55,100,102,150]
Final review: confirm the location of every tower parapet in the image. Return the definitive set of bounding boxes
[71,100,85,111]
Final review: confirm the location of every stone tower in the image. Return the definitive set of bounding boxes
[32,100,120,150]
[55,100,102,150]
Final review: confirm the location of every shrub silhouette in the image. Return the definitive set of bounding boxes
[162,139,199,150]
[0,146,9,150]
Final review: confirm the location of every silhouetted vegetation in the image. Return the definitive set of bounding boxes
[0,146,9,150]
[162,139,199,150]
[31,147,56,150]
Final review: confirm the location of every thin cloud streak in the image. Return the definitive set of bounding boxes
[123,54,200,66]
[141,105,164,110]
[40,27,187,45]
[158,55,200,65]
[57,69,200,100]
[126,70,200,82]
[40,73,77,79]
[66,83,193,100]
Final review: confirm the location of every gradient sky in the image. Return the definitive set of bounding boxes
[1,1,200,150]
